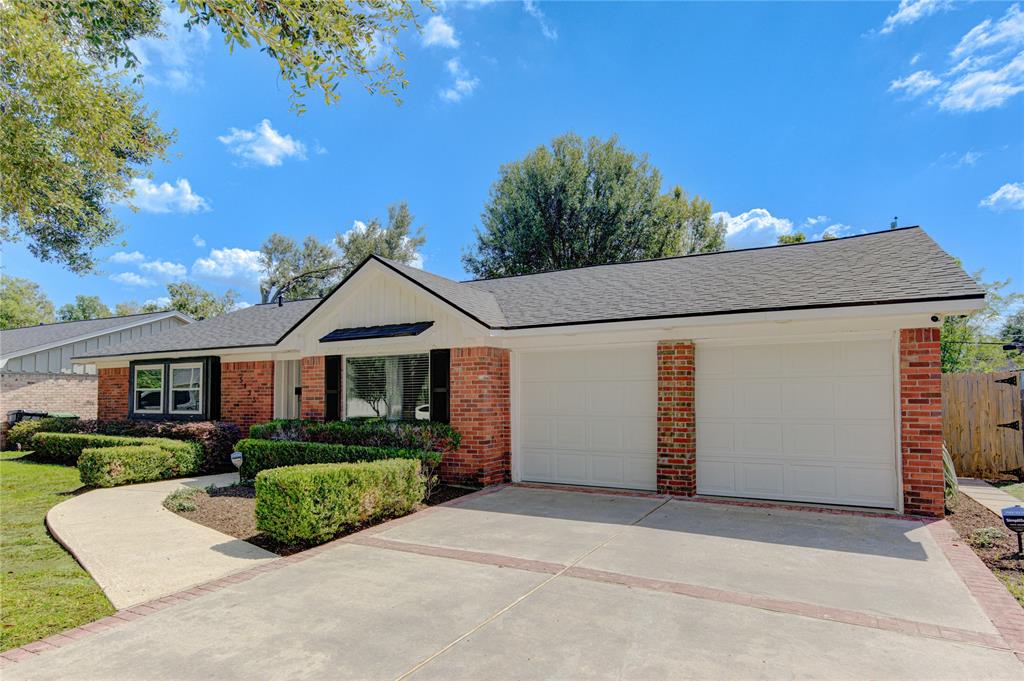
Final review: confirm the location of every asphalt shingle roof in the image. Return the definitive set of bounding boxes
[74,299,318,359]
[1,311,187,358]
[72,227,983,359]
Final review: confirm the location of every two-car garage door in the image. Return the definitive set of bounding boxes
[517,338,898,508]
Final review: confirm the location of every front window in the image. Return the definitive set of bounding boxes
[345,354,429,421]
[170,364,203,414]
[134,365,164,413]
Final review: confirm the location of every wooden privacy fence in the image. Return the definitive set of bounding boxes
[942,371,1023,478]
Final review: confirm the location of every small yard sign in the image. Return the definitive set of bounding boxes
[1001,505,1024,556]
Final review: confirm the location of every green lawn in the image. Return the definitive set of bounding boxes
[1,452,113,650]
[993,481,1024,502]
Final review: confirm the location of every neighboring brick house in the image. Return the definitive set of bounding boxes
[0,311,192,440]
[73,228,984,517]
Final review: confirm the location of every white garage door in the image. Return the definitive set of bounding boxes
[696,338,898,508]
[518,347,657,490]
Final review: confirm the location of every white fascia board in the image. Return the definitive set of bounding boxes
[1,311,193,363]
[72,344,280,366]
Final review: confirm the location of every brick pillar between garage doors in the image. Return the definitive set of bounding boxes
[445,347,511,486]
[899,328,944,517]
[657,341,696,496]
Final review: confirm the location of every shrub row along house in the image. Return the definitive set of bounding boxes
[0,311,191,432]
[71,227,983,517]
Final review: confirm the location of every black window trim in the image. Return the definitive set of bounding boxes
[128,357,220,421]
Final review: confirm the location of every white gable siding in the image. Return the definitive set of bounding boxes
[3,317,189,374]
[288,268,487,356]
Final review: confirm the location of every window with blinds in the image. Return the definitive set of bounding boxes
[345,354,430,421]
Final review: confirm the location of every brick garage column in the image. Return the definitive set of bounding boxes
[221,361,274,433]
[97,367,129,421]
[657,341,696,496]
[300,356,326,421]
[899,328,944,517]
[446,347,510,486]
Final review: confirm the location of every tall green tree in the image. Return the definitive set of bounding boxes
[258,234,340,303]
[0,276,55,329]
[336,202,426,274]
[1,0,425,274]
[56,295,112,322]
[166,282,239,319]
[941,272,1023,373]
[462,133,726,279]
[114,300,163,316]
[1001,308,1024,345]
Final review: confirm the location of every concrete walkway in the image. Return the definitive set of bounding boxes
[959,477,1024,517]
[9,487,1022,679]
[46,473,276,609]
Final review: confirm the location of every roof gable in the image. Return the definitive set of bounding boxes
[1,311,191,359]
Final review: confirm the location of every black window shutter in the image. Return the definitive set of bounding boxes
[325,355,342,421]
[429,349,450,424]
[208,357,221,421]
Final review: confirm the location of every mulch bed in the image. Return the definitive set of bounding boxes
[171,484,479,556]
[946,491,1024,606]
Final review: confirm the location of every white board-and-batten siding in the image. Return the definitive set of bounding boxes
[3,317,188,375]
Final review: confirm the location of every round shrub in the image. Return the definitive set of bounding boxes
[255,459,424,544]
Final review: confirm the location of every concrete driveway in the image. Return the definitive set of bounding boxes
[6,487,1022,680]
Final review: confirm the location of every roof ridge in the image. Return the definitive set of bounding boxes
[0,309,185,333]
[460,226,924,284]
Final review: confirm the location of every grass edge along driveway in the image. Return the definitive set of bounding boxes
[1,452,113,650]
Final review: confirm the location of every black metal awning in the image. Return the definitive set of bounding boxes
[318,321,434,343]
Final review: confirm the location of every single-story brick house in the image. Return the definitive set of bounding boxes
[1,311,191,433]
[73,227,984,517]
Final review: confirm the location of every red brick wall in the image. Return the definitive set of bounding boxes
[446,347,510,486]
[899,328,944,517]
[220,361,274,434]
[97,367,129,421]
[300,356,325,420]
[657,340,696,496]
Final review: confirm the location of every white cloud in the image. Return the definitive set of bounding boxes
[879,0,952,35]
[958,149,984,166]
[218,119,307,167]
[939,51,1024,112]
[910,52,923,65]
[803,215,830,227]
[523,0,558,40]
[888,70,942,96]
[951,4,1024,59]
[145,296,171,308]
[422,16,459,48]
[111,272,155,287]
[129,5,210,90]
[192,234,206,248]
[980,181,1024,211]
[109,251,146,264]
[140,260,187,280]
[125,178,209,213]
[713,208,794,248]
[439,58,479,103]
[191,247,263,285]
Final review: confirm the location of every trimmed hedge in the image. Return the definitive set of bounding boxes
[79,444,203,488]
[5,417,81,450]
[5,417,240,472]
[30,432,201,468]
[236,438,438,480]
[247,419,460,454]
[255,459,424,544]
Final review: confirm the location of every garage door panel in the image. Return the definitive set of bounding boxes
[736,423,783,454]
[518,348,657,491]
[697,340,897,509]
[736,383,783,417]
[782,382,836,418]
[743,463,786,495]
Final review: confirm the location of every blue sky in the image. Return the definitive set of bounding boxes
[4,0,1022,311]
